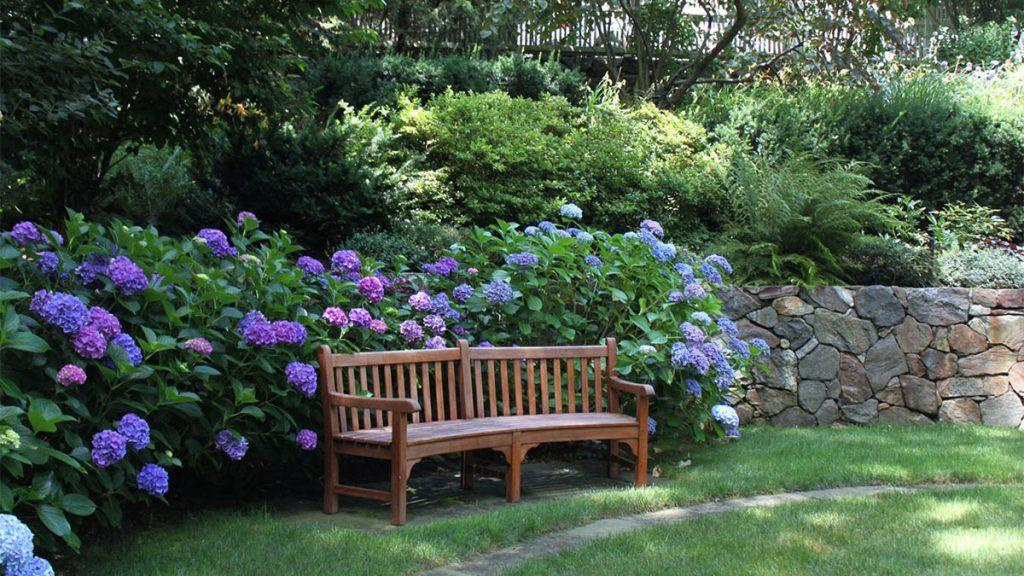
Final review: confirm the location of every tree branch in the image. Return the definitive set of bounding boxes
[686,40,803,85]
[665,0,746,106]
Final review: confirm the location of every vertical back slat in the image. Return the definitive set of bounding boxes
[371,366,383,426]
[447,361,458,421]
[359,366,371,429]
[500,361,511,416]
[333,367,348,432]
[407,363,420,424]
[567,360,576,413]
[527,360,537,415]
[421,362,433,422]
[384,365,394,427]
[434,361,445,421]
[486,360,497,417]
[581,359,590,413]
[595,358,604,412]
[513,360,523,415]
[346,367,360,430]
[458,341,474,419]
[553,359,563,414]
[540,359,550,415]
[474,361,484,418]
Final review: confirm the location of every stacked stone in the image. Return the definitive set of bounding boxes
[720,286,1024,429]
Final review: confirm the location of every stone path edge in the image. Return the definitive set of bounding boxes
[417,482,1018,576]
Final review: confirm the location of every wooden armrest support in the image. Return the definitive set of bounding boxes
[326,392,421,413]
[608,376,655,398]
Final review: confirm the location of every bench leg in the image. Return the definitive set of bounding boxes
[506,442,521,503]
[634,430,649,488]
[608,440,621,479]
[391,459,408,526]
[324,449,339,514]
[460,451,474,490]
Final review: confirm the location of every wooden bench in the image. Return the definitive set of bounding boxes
[317,338,654,525]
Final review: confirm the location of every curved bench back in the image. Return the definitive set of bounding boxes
[318,339,618,433]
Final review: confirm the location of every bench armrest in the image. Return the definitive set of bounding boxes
[608,375,655,398]
[326,392,421,413]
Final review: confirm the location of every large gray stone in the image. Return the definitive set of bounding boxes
[947,324,988,355]
[798,380,828,413]
[938,375,1010,398]
[746,306,779,329]
[764,349,799,391]
[921,348,957,380]
[864,335,908,391]
[816,399,840,426]
[758,286,800,300]
[878,406,934,425]
[995,289,1024,309]
[855,286,906,327]
[736,320,780,348]
[906,288,970,326]
[798,345,840,380]
[804,286,854,313]
[893,317,932,354]
[906,353,927,377]
[876,380,904,406]
[757,387,798,416]
[771,406,817,427]
[773,317,813,349]
[838,354,872,404]
[980,393,1024,427]
[842,399,879,424]
[899,375,940,416]
[719,287,761,319]
[983,316,1024,350]
[938,397,981,424]
[1010,363,1024,394]
[773,296,813,316]
[959,346,1017,376]
[971,288,1000,307]
[813,309,878,354]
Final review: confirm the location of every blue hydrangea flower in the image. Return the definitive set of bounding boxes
[687,346,711,374]
[711,404,740,437]
[0,513,34,568]
[453,283,474,303]
[699,263,722,284]
[242,320,276,347]
[715,361,737,390]
[75,254,108,287]
[10,222,41,245]
[685,379,702,396]
[674,263,695,283]
[424,336,446,349]
[717,317,738,338]
[483,279,514,306]
[7,554,55,576]
[647,417,657,435]
[330,250,361,275]
[668,291,684,303]
[137,464,169,496]
[505,252,539,268]
[704,254,733,275]
[640,219,664,238]
[117,413,150,450]
[584,255,602,267]
[296,256,325,276]
[684,283,706,300]
[639,228,659,246]
[109,333,143,366]
[576,231,594,244]
[524,226,540,236]
[91,430,127,468]
[237,310,267,334]
[679,322,705,344]
[38,292,88,334]
[729,337,751,359]
[285,362,318,397]
[559,203,583,219]
[196,229,237,258]
[215,430,248,460]
[538,221,556,233]
[690,312,712,325]
[670,342,689,367]
[408,291,432,312]
[422,257,458,277]
[750,338,771,356]
[36,252,59,275]
[554,229,571,238]
[651,242,676,263]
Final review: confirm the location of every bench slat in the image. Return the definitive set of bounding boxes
[513,360,523,416]
[567,359,576,413]
[553,359,562,414]
[469,345,606,360]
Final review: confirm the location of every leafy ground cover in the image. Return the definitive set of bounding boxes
[75,425,1024,575]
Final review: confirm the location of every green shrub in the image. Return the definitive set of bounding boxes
[928,202,1012,250]
[935,19,1022,67]
[937,247,1024,287]
[716,153,895,286]
[842,236,936,287]
[345,220,465,269]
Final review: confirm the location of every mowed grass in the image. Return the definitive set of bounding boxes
[504,486,1024,576]
[76,425,1024,575]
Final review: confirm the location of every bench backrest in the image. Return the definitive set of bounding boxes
[318,339,618,433]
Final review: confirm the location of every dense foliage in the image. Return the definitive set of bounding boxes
[0,207,763,555]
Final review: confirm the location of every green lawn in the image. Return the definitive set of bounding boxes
[505,486,1024,576]
[76,425,1024,575]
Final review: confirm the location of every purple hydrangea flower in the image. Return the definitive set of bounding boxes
[237,310,267,334]
[236,211,258,228]
[688,347,711,374]
[506,252,539,268]
[647,417,657,435]
[538,221,556,233]
[242,320,276,347]
[483,279,514,306]
[87,306,122,339]
[369,319,388,333]
[585,255,602,267]
[215,430,248,460]
[117,413,150,450]
[651,242,676,263]
[28,290,51,316]
[285,362,318,397]
[196,229,237,258]
[296,256,325,276]
[137,463,169,496]
[296,429,318,451]
[36,252,59,275]
[375,271,393,292]
[39,292,88,334]
[560,203,583,219]
[399,320,424,343]
[107,256,148,295]
[699,263,722,284]
[75,254,109,286]
[717,317,738,338]
[670,342,689,367]
[684,283,706,300]
[704,254,733,275]
[750,338,771,356]
[272,321,306,346]
[56,364,86,387]
[330,250,361,275]
[408,291,432,312]
[322,307,349,328]
[91,430,127,468]
[679,322,705,344]
[452,325,468,336]
[10,221,40,245]
[668,291,685,303]
[453,284,474,303]
[422,257,458,277]
[423,314,446,335]
[685,379,702,396]
[674,263,695,283]
[71,326,107,359]
[183,337,213,356]
[711,404,740,437]
[357,276,385,303]
[349,308,372,328]
[424,336,445,349]
[478,341,494,348]
[640,219,664,238]
[108,333,143,366]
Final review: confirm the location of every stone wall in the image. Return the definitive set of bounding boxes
[720,286,1024,429]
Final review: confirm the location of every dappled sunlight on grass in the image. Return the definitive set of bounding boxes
[935,528,1024,561]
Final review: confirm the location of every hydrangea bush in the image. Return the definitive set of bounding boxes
[0,207,763,555]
